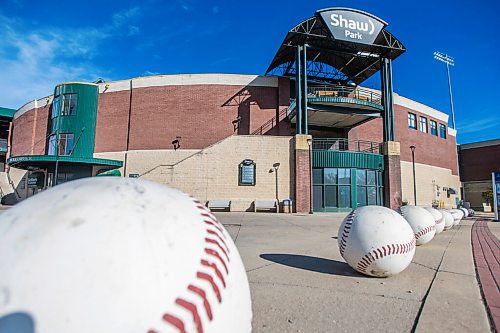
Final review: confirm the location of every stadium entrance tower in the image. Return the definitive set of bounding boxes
[266,8,406,212]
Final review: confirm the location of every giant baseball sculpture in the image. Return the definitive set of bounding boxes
[459,207,469,218]
[449,209,464,226]
[0,177,252,333]
[440,210,454,230]
[424,207,445,235]
[338,206,416,277]
[399,206,436,245]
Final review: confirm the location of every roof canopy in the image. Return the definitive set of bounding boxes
[7,155,123,171]
[0,107,15,119]
[266,8,405,85]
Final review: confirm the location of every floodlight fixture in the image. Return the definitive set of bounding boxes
[433,51,454,66]
[433,51,456,129]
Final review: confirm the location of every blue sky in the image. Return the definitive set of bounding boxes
[0,0,498,144]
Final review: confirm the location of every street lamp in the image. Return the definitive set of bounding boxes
[410,145,417,206]
[272,162,280,201]
[433,51,456,129]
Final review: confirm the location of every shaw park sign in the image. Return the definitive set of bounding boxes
[318,8,386,45]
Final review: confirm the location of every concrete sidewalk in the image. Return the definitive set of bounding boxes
[216,212,491,332]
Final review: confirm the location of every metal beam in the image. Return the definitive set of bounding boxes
[295,45,302,134]
[380,58,395,142]
[302,44,308,135]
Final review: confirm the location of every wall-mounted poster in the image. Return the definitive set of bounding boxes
[239,159,256,186]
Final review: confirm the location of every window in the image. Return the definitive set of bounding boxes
[439,124,447,138]
[408,113,417,129]
[51,93,77,118]
[51,96,61,118]
[356,169,384,207]
[430,120,438,136]
[61,93,78,115]
[313,168,351,209]
[48,133,75,156]
[419,116,428,133]
[57,173,76,185]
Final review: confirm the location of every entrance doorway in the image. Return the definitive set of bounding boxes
[313,167,384,212]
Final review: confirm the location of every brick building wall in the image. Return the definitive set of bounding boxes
[94,75,291,152]
[11,105,50,157]
[394,105,458,176]
[459,142,500,182]
[11,74,290,157]
[458,140,500,210]
[94,90,131,152]
[348,104,458,175]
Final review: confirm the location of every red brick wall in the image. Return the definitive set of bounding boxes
[348,105,458,175]
[11,106,50,157]
[94,83,288,152]
[384,154,402,209]
[295,149,311,213]
[459,144,500,181]
[394,105,458,175]
[11,112,33,157]
[94,90,131,152]
[33,106,50,155]
[11,81,291,159]
[348,118,383,143]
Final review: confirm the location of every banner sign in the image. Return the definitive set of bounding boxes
[27,173,44,188]
[318,8,386,45]
[493,172,500,221]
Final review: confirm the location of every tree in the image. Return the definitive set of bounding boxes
[482,187,493,205]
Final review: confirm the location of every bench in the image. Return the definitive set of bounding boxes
[207,199,231,212]
[254,199,279,213]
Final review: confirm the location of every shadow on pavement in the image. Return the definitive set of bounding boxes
[260,253,366,278]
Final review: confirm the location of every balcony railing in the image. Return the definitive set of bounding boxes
[312,138,380,154]
[307,86,382,105]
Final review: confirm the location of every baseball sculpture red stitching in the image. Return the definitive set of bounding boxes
[338,206,416,277]
[0,177,252,333]
[424,207,445,235]
[449,209,464,226]
[440,209,454,231]
[398,205,436,245]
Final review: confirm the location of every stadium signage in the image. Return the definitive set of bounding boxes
[318,9,386,45]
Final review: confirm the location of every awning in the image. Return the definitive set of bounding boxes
[96,169,122,177]
[7,155,123,170]
[0,107,15,119]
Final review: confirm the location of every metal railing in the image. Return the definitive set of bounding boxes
[307,85,382,105]
[251,107,289,135]
[312,138,380,154]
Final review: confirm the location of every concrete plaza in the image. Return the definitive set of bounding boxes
[216,212,492,332]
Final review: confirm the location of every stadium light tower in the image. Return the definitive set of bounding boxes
[433,51,456,129]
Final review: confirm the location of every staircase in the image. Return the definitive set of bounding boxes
[251,103,293,135]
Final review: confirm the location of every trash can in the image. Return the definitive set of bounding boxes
[283,199,292,213]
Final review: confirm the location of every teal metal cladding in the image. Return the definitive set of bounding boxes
[51,83,98,159]
[312,150,384,170]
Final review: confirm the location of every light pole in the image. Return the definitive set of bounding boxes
[273,162,280,201]
[410,145,417,205]
[433,51,456,129]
